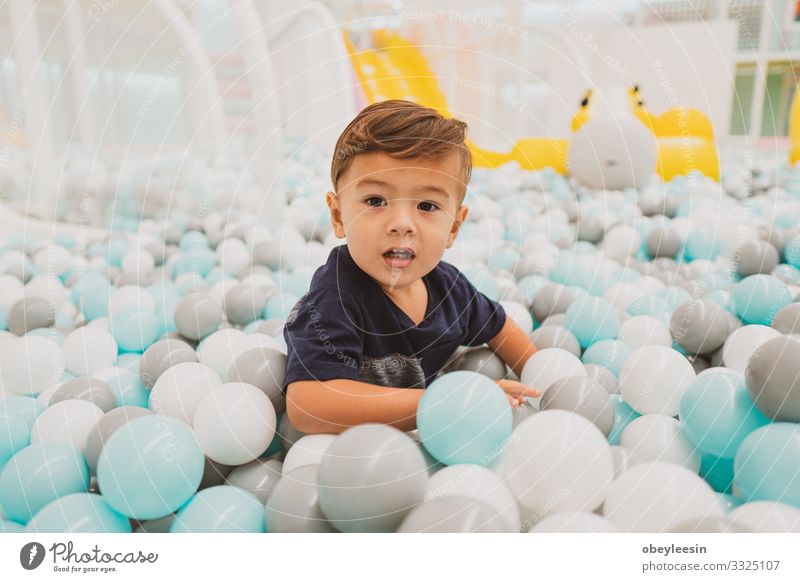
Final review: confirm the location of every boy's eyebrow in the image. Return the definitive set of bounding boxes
[355,178,451,199]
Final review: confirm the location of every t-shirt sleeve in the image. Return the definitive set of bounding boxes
[282,285,363,394]
[457,272,508,347]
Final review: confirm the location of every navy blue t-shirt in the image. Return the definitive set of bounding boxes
[282,245,507,393]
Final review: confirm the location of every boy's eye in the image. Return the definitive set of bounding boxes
[365,196,386,207]
[418,201,439,212]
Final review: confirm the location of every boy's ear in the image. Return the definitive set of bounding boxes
[446,204,469,248]
[326,191,346,238]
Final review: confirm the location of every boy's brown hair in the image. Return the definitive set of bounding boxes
[331,100,472,201]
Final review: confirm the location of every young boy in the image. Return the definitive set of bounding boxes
[282,100,540,434]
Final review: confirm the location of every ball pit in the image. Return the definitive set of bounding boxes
[1,154,799,536]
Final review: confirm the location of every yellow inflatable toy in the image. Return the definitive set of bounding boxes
[346,31,717,180]
[788,84,800,166]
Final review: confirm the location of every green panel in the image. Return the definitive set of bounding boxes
[761,70,785,137]
[730,70,755,136]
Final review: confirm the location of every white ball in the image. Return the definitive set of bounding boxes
[603,224,642,260]
[63,327,118,376]
[197,328,247,379]
[192,382,277,465]
[503,410,614,524]
[225,333,285,377]
[0,336,65,395]
[25,274,69,310]
[499,300,533,334]
[33,244,72,276]
[90,366,129,384]
[604,282,645,312]
[425,464,520,532]
[30,399,104,454]
[620,414,701,472]
[603,461,724,532]
[121,249,155,276]
[633,275,665,295]
[617,315,672,349]
[0,274,24,312]
[208,279,240,306]
[150,362,222,425]
[527,510,620,533]
[109,285,155,314]
[520,348,585,404]
[727,501,800,533]
[216,238,250,276]
[618,345,696,416]
[721,324,781,373]
[281,434,337,477]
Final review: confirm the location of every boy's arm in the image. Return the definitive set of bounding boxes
[286,379,424,434]
[487,315,538,379]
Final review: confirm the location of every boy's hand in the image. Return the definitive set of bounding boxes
[496,379,542,408]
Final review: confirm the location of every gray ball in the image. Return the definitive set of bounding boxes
[772,303,800,334]
[584,364,618,394]
[174,294,222,341]
[277,412,305,452]
[646,227,681,259]
[541,376,614,436]
[134,514,175,533]
[139,339,198,388]
[540,313,567,327]
[264,464,335,533]
[226,459,283,504]
[532,284,575,323]
[253,318,286,336]
[317,424,428,533]
[512,400,538,428]
[227,347,287,415]
[84,406,154,473]
[223,283,269,326]
[398,496,509,533]
[7,297,55,336]
[670,299,730,355]
[530,325,581,358]
[50,377,116,413]
[735,239,779,277]
[453,346,507,380]
[576,215,605,243]
[199,457,235,490]
[745,335,800,422]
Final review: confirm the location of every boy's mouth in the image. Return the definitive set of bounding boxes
[382,246,415,268]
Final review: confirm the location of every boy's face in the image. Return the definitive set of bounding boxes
[326,151,469,293]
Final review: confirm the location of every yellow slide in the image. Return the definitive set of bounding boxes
[789,84,800,166]
[346,31,717,180]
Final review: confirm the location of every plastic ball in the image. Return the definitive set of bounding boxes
[0,442,89,523]
[0,336,65,395]
[520,348,586,397]
[83,406,154,473]
[64,327,118,376]
[109,305,160,353]
[680,372,769,458]
[603,461,722,532]
[503,410,614,523]
[108,285,155,315]
[50,376,116,412]
[0,417,30,470]
[150,362,222,425]
[224,283,269,327]
[97,415,204,520]
[500,300,533,333]
[196,329,247,379]
[617,315,672,349]
[581,339,631,377]
[281,434,336,476]
[618,345,696,416]
[527,510,620,533]
[139,338,198,387]
[174,294,222,341]
[745,335,800,422]
[669,299,729,355]
[0,395,44,429]
[30,400,104,455]
[263,464,334,533]
[417,371,511,465]
[734,423,800,508]
[531,284,574,324]
[398,496,509,533]
[564,295,620,348]
[7,297,54,336]
[584,363,619,394]
[772,302,800,334]
[226,346,287,415]
[732,274,792,325]
[529,325,581,358]
[620,414,700,471]
[317,424,428,532]
[541,376,614,436]
[727,501,800,533]
[452,346,508,380]
[171,485,265,533]
[105,371,149,408]
[25,492,131,533]
[225,458,283,504]
[721,324,780,373]
[192,382,277,465]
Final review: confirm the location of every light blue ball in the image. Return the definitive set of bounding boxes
[685,229,721,261]
[71,275,111,321]
[146,280,180,313]
[516,275,548,305]
[97,415,204,520]
[0,520,24,532]
[732,274,792,325]
[549,252,580,286]
[0,306,6,331]
[612,267,641,283]
[27,328,66,347]
[772,264,800,285]
[608,395,641,446]
[417,371,512,466]
[734,423,800,508]
[565,295,620,349]
[170,486,265,533]
[115,353,142,374]
[179,231,208,251]
[785,235,800,268]
[25,493,131,533]
[0,417,30,471]
[0,443,89,524]
[655,286,692,310]
[489,247,519,271]
[155,304,178,336]
[581,340,631,377]
[110,306,161,353]
[0,396,45,429]
[461,267,500,301]
[264,292,299,320]
[705,290,736,314]
[106,371,149,408]
[679,373,770,459]
[627,295,673,324]
[106,239,130,268]
[700,452,734,494]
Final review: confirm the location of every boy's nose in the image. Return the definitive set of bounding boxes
[386,206,416,236]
